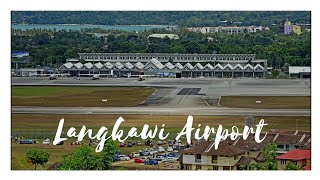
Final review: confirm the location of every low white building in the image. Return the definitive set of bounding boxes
[15,68,43,77]
[148,34,179,40]
[289,66,311,78]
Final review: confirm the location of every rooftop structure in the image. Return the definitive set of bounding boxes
[179,129,311,170]
[187,26,268,34]
[61,53,268,78]
[276,149,311,170]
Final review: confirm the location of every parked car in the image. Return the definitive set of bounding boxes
[119,143,126,147]
[140,151,150,156]
[157,146,165,153]
[157,141,163,145]
[183,144,190,149]
[134,158,144,163]
[71,140,82,145]
[42,138,50,145]
[173,145,181,150]
[127,142,133,147]
[145,140,152,146]
[119,155,130,161]
[49,74,57,80]
[166,153,179,158]
[19,139,38,144]
[149,149,158,155]
[168,140,173,146]
[129,141,136,145]
[166,146,173,152]
[162,157,178,162]
[154,155,165,161]
[92,74,99,80]
[130,152,140,158]
[56,141,64,145]
[137,141,142,146]
[144,159,158,165]
[138,77,145,81]
[113,155,120,162]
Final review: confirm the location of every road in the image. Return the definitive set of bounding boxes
[11,106,311,116]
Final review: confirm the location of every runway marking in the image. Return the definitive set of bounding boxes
[177,88,193,104]
[139,89,158,105]
[177,88,201,95]
[305,81,311,88]
[217,96,222,106]
[202,97,210,107]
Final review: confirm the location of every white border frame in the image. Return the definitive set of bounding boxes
[1,0,318,179]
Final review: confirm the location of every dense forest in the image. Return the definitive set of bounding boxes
[12,11,311,27]
[11,27,311,69]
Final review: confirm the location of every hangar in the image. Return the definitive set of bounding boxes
[59,53,268,78]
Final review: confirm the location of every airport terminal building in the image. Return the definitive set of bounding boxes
[59,53,268,78]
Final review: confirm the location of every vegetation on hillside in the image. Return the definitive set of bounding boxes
[12,11,310,26]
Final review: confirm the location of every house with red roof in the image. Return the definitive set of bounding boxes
[276,149,311,170]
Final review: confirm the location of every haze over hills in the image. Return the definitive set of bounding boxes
[11,11,311,26]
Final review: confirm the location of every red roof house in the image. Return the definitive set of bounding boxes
[276,149,311,170]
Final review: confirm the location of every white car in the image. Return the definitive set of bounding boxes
[119,155,130,161]
[49,74,57,80]
[92,74,99,80]
[158,147,165,153]
[131,152,140,158]
[166,147,173,152]
[42,138,50,145]
[162,157,178,162]
[149,150,157,155]
[154,155,165,161]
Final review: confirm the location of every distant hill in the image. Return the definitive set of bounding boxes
[11,11,311,27]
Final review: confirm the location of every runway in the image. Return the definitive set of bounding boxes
[11,106,311,116]
[11,77,311,116]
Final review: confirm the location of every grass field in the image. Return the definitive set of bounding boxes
[11,86,155,107]
[220,96,311,109]
[11,114,310,170]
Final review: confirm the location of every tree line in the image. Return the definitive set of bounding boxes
[11,27,311,69]
[12,11,310,27]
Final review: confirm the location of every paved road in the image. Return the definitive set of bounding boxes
[11,106,311,116]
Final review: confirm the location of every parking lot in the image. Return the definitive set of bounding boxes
[112,140,186,170]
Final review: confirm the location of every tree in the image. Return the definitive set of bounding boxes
[262,143,278,170]
[59,141,117,170]
[26,148,50,170]
[285,161,299,170]
[184,41,201,54]
[99,140,118,170]
[271,70,280,78]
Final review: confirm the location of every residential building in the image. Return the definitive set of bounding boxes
[284,20,293,34]
[278,20,302,35]
[181,141,247,170]
[179,130,311,170]
[276,149,311,170]
[187,26,267,34]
